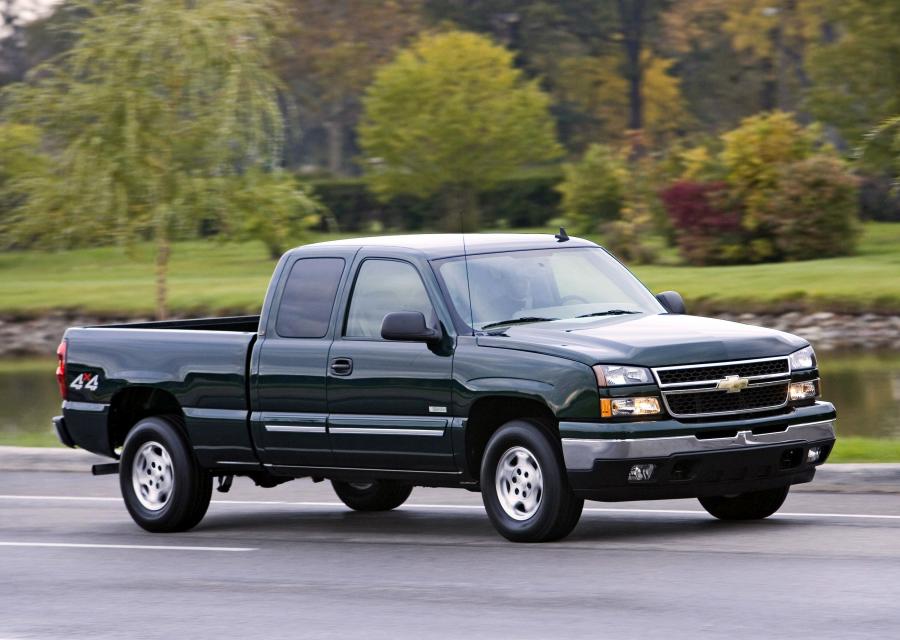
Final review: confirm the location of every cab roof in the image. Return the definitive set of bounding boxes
[294,233,598,260]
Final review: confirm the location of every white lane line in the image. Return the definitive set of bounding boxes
[2,494,899,520]
[0,541,255,552]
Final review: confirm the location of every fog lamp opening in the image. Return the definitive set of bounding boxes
[628,463,656,482]
[806,446,822,463]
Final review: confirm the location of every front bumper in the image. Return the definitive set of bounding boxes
[561,412,836,501]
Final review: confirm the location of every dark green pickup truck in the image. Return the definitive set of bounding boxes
[54,233,836,542]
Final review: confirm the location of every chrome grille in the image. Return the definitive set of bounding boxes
[664,382,789,417]
[655,357,789,387]
[653,357,791,418]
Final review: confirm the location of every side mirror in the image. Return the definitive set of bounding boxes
[656,291,686,314]
[381,311,442,343]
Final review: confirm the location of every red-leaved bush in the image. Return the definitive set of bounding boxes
[660,181,743,265]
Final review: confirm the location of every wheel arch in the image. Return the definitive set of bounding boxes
[108,386,186,454]
[463,395,559,481]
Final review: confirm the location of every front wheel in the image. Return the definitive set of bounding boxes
[698,485,790,521]
[331,479,413,511]
[119,416,212,533]
[480,419,583,542]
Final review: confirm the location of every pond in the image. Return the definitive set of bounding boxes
[1,352,899,447]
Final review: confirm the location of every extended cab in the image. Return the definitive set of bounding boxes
[54,233,836,542]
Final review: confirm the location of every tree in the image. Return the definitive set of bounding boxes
[806,0,900,145]
[558,144,627,233]
[358,30,561,229]
[276,0,424,175]
[1,0,318,318]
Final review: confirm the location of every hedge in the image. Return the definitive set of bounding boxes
[303,170,563,232]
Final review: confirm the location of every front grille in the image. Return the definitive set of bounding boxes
[664,383,789,417]
[655,358,789,386]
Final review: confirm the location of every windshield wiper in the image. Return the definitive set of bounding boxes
[575,310,640,318]
[480,316,560,330]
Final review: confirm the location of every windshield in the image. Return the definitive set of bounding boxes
[433,247,664,332]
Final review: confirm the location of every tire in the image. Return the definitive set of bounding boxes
[698,485,790,521]
[331,479,413,511]
[480,419,584,542]
[119,415,212,533]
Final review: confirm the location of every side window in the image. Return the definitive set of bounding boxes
[345,260,434,338]
[275,258,345,338]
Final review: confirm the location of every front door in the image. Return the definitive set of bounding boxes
[327,255,455,471]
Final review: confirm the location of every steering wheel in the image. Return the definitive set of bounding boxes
[560,295,589,305]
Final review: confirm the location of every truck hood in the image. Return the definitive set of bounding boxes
[475,313,808,367]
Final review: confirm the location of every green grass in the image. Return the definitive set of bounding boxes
[0,223,898,316]
[827,437,900,463]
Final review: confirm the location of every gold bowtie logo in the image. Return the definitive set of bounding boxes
[717,375,750,393]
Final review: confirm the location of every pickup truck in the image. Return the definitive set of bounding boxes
[53,233,836,542]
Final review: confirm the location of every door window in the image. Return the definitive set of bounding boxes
[275,258,345,338]
[345,260,434,338]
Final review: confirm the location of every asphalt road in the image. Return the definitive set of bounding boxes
[1,471,899,640]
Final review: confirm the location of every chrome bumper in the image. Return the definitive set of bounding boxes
[561,419,835,471]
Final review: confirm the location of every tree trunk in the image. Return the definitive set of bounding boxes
[441,185,480,233]
[155,231,170,321]
[618,0,644,132]
[325,120,344,176]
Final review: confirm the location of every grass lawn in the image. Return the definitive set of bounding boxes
[1,223,898,317]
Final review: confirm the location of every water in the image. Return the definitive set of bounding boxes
[1,352,899,447]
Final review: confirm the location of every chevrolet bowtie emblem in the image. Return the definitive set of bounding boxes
[717,375,750,393]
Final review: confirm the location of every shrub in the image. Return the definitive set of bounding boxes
[721,111,817,237]
[771,155,861,260]
[660,181,743,265]
[307,171,564,232]
[557,144,627,234]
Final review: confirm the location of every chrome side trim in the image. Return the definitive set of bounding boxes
[62,401,109,413]
[328,415,449,429]
[561,420,835,471]
[329,427,445,437]
[254,411,327,425]
[265,425,327,434]
[183,407,248,420]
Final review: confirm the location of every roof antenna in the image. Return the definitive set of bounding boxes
[554,226,569,242]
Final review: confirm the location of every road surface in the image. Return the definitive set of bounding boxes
[1,470,898,639]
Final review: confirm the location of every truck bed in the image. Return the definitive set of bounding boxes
[62,319,258,464]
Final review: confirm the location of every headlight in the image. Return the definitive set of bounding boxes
[789,380,819,401]
[594,364,653,386]
[600,397,661,417]
[789,346,816,370]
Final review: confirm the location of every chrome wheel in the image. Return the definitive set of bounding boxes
[494,446,543,521]
[132,441,174,511]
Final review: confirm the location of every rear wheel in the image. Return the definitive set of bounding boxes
[698,486,790,521]
[119,416,212,533]
[480,419,583,542]
[331,479,413,511]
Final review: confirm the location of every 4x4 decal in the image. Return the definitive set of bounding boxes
[69,373,100,391]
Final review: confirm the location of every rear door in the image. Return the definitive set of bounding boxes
[251,250,354,467]
[326,250,456,471]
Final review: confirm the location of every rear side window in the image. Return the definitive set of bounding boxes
[275,258,345,338]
